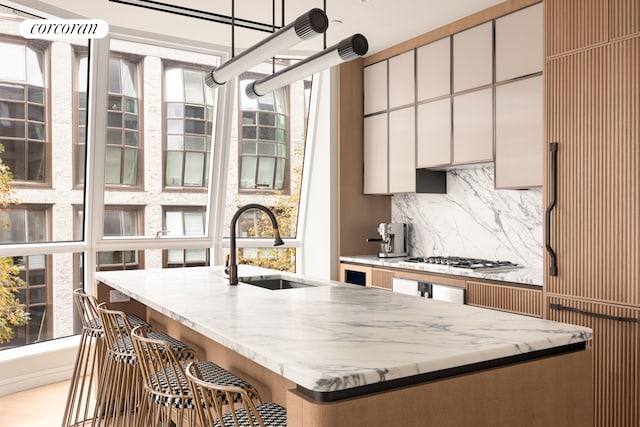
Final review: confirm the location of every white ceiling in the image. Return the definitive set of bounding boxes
[13,0,504,56]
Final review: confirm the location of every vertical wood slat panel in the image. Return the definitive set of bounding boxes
[611,0,640,39]
[371,268,394,290]
[466,281,542,317]
[547,297,640,427]
[545,0,609,56]
[545,37,640,306]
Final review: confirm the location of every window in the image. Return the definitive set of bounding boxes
[164,65,215,189]
[106,56,141,187]
[98,207,143,270]
[163,206,209,267]
[0,38,47,184]
[75,52,88,186]
[0,205,48,243]
[238,79,288,192]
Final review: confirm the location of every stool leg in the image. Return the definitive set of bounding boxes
[61,331,99,427]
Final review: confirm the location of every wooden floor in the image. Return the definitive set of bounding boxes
[0,380,70,426]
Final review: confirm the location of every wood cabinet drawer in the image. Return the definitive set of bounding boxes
[466,281,542,317]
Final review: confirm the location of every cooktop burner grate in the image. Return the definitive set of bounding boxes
[405,256,522,271]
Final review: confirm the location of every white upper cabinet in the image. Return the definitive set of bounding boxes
[417,37,450,101]
[363,61,388,115]
[495,75,543,188]
[363,113,388,194]
[388,106,416,193]
[417,98,451,168]
[453,88,493,164]
[495,3,543,82]
[388,51,415,108]
[453,22,493,92]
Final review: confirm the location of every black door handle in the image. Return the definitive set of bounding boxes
[545,142,558,277]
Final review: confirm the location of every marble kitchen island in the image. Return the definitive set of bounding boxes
[96,266,593,427]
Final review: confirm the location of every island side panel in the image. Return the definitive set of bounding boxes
[286,349,593,427]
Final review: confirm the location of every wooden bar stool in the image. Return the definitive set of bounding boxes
[94,303,194,426]
[130,326,262,427]
[185,361,286,427]
[62,288,149,427]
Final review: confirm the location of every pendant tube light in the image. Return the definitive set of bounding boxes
[245,33,368,99]
[205,8,328,88]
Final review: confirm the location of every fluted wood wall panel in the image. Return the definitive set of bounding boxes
[547,297,640,427]
[371,268,394,290]
[611,0,640,39]
[545,37,640,306]
[545,0,609,56]
[466,281,542,317]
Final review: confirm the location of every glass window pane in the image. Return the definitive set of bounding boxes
[108,59,121,94]
[122,148,138,185]
[0,84,25,101]
[28,123,45,140]
[27,87,44,104]
[204,84,216,106]
[183,152,204,186]
[27,142,45,181]
[165,68,184,102]
[258,142,276,156]
[185,136,204,151]
[242,126,256,139]
[124,114,138,130]
[26,48,44,87]
[77,56,88,90]
[98,251,115,264]
[1,140,25,180]
[277,143,286,157]
[242,141,256,155]
[240,156,256,189]
[108,112,122,128]
[27,211,46,242]
[185,105,204,119]
[122,210,138,236]
[256,157,275,188]
[121,61,137,97]
[185,119,205,135]
[167,135,183,150]
[185,248,206,262]
[167,248,183,263]
[275,158,286,190]
[242,111,256,125]
[258,92,275,111]
[0,42,26,81]
[183,70,203,104]
[124,97,137,114]
[0,120,25,138]
[124,130,138,146]
[0,101,24,119]
[258,112,275,126]
[105,146,122,184]
[107,129,122,145]
[183,211,203,235]
[104,210,122,236]
[167,103,182,118]
[165,211,183,235]
[28,254,46,269]
[276,114,286,128]
[108,95,122,111]
[258,127,276,140]
[165,151,183,186]
[276,128,286,142]
[167,119,183,134]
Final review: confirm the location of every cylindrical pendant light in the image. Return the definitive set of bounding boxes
[245,33,368,99]
[205,8,328,88]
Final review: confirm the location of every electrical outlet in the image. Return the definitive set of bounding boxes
[109,290,130,303]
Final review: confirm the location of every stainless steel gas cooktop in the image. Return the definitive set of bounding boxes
[404,256,522,272]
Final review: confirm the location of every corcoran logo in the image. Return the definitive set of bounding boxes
[19,19,109,39]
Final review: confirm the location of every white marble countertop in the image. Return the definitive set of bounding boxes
[340,255,543,286]
[95,266,589,395]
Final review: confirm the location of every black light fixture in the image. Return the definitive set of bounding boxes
[205,8,328,88]
[245,33,368,99]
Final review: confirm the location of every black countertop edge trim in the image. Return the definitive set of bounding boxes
[296,341,586,403]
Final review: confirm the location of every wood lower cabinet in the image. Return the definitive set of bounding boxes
[339,263,394,290]
[547,296,640,427]
[466,281,543,317]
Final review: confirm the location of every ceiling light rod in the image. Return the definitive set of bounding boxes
[109,0,278,33]
[205,8,328,88]
[246,33,369,99]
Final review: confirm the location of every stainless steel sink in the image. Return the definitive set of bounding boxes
[238,275,320,290]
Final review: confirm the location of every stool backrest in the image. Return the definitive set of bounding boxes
[185,362,266,427]
[73,288,102,336]
[96,302,136,362]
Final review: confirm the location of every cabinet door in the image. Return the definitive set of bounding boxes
[416,98,451,167]
[363,113,388,194]
[388,51,415,109]
[453,22,493,92]
[547,297,640,427]
[417,37,450,101]
[363,61,388,115]
[466,281,542,317]
[452,88,493,164]
[495,75,542,188]
[495,3,542,82]
[388,106,415,193]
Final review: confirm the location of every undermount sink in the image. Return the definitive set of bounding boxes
[238,275,320,290]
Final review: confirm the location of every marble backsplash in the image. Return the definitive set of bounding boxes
[392,165,543,268]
